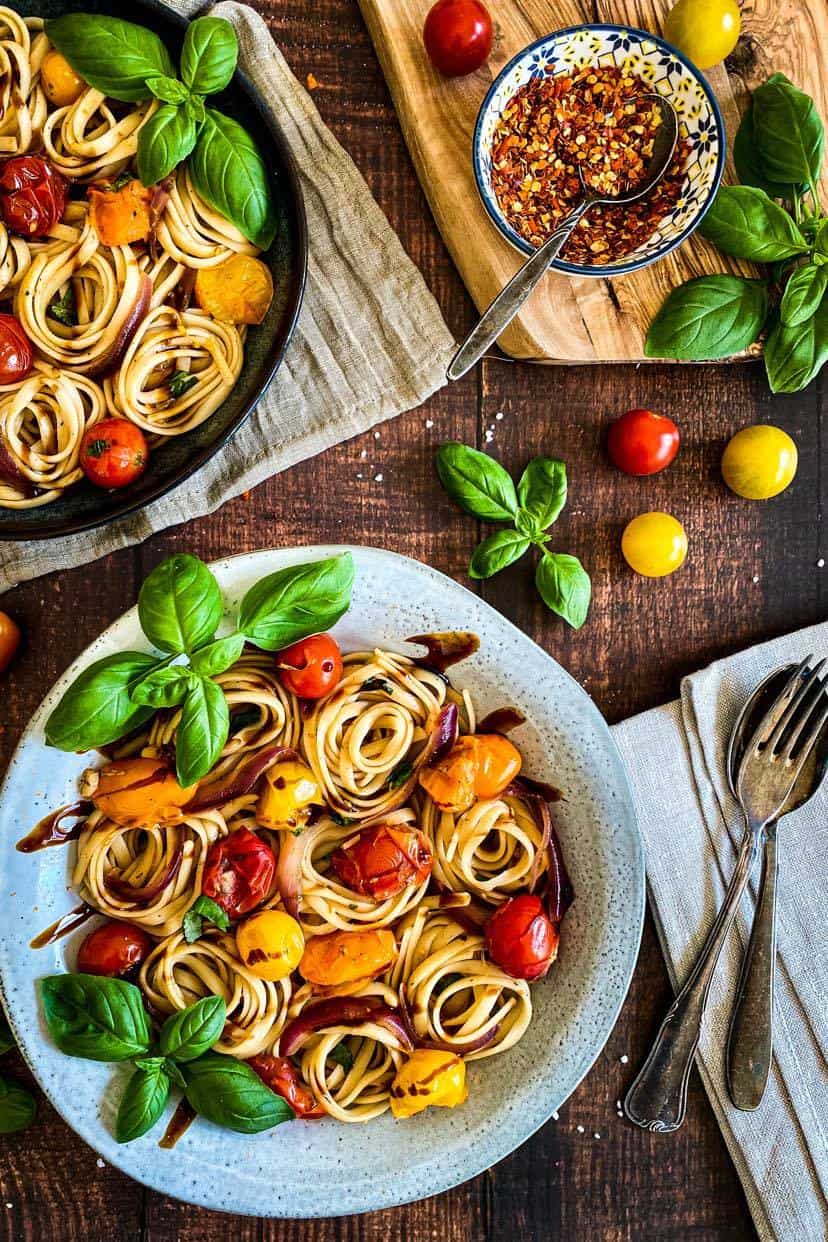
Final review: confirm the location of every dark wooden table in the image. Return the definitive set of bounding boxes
[2,3,824,1238]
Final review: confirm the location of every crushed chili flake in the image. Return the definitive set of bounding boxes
[490,63,690,266]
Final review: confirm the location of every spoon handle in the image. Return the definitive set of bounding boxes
[446,202,589,382]
[726,825,777,1110]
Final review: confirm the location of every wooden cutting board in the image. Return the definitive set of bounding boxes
[357,0,828,362]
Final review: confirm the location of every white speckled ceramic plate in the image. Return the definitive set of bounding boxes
[0,546,643,1217]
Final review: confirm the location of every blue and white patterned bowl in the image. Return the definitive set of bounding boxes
[473,24,725,278]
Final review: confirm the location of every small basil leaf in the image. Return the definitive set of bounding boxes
[184,1052,294,1133]
[535,553,591,630]
[45,651,159,753]
[435,442,518,522]
[814,219,828,265]
[0,1012,15,1056]
[328,1041,353,1071]
[733,105,800,200]
[130,666,194,708]
[469,530,531,580]
[138,554,223,655]
[238,553,354,651]
[116,1065,170,1143]
[133,1056,165,1073]
[159,996,227,1063]
[780,264,828,326]
[0,1075,36,1134]
[39,975,151,1062]
[764,297,828,393]
[189,895,230,933]
[164,1059,187,1089]
[387,760,414,790]
[186,93,206,127]
[175,676,230,786]
[190,633,245,678]
[145,74,188,105]
[137,102,198,187]
[180,16,238,96]
[182,910,203,944]
[516,457,567,530]
[514,509,542,538]
[753,74,824,189]
[645,276,768,360]
[698,186,808,262]
[190,108,277,250]
[45,14,175,102]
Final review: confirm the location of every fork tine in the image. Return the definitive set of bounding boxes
[742,656,814,754]
[764,657,826,754]
[779,680,828,765]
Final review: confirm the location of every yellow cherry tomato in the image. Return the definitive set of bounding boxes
[663,0,741,70]
[256,760,324,831]
[236,910,305,981]
[721,425,798,500]
[622,512,688,578]
[389,1049,467,1119]
[41,49,86,106]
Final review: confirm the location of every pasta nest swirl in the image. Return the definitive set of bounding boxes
[0,11,48,157]
[420,791,549,904]
[155,167,260,268]
[389,901,532,1061]
[0,222,32,297]
[140,928,291,1060]
[72,805,229,937]
[41,87,158,181]
[103,305,244,435]
[0,360,104,508]
[302,650,448,821]
[284,981,407,1122]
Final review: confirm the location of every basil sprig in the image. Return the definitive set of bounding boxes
[436,444,591,630]
[182,895,230,944]
[45,13,174,101]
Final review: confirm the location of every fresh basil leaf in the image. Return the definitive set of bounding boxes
[733,105,799,200]
[186,93,206,127]
[45,651,159,753]
[190,633,245,678]
[328,1041,353,1071]
[168,370,198,399]
[645,276,768,360]
[0,1075,36,1134]
[190,108,277,250]
[812,219,828,266]
[137,102,198,187]
[753,74,824,189]
[764,296,828,393]
[435,442,518,523]
[138,554,223,655]
[387,760,414,791]
[780,264,828,326]
[48,284,76,327]
[361,677,392,693]
[184,1052,294,1133]
[182,894,230,943]
[238,553,354,651]
[535,553,591,630]
[130,665,194,708]
[164,1059,187,1089]
[180,16,238,96]
[160,996,226,1063]
[469,530,530,580]
[182,909,203,944]
[0,1012,15,1056]
[39,975,151,1062]
[698,186,807,262]
[133,1056,165,1073]
[516,456,567,530]
[145,74,188,105]
[116,1064,169,1143]
[175,676,229,786]
[45,14,174,103]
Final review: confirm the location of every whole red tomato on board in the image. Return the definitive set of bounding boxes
[247,1054,322,1118]
[484,893,558,980]
[607,408,680,476]
[0,155,68,237]
[0,610,21,674]
[277,633,343,699]
[202,827,276,918]
[423,0,493,77]
[77,920,153,977]
[330,823,432,900]
[79,418,148,490]
[0,314,32,384]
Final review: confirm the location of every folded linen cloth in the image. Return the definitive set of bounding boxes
[0,0,454,593]
[612,623,828,1242]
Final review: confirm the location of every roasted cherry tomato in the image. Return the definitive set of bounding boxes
[79,418,148,490]
[236,910,305,981]
[0,155,68,237]
[330,823,432,901]
[621,511,688,578]
[85,757,196,827]
[389,1049,467,1118]
[276,633,343,699]
[247,1054,322,1118]
[607,408,680,476]
[419,734,522,813]
[77,919,153,977]
[663,0,740,69]
[202,827,277,918]
[0,313,32,383]
[0,610,21,674]
[485,893,558,980]
[423,0,493,77]
[721,425,798,500]
[299,928,396,988]
[256,760,324,831]
[40,48,86,107]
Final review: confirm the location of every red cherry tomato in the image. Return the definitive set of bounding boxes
[330,824,432,901]
[0,155,68,237]
[607,408,680,476]
[423,0,493,77]
[77,920,153,977]
[79,418,148,490]
[0,610,21,674]
[247,1054,323,1118]
[484,893,558,981]
[0,314,32,383]
[277,633,343,699]
[201,827,276,918]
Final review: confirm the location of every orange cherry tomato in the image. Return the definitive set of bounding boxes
[419,734,522,812]
[473,734,523,798]
[0,610,21,673]
[423,0,493,77]
[607,408,680,476]
[89,757,196,827]
[202,828,277,918]
[247,1054,323,1118]
[330,824,432,900]
[79,418,148,490]
[77,919,153,977]
[485,893,558,980]
[0,314,32,383]
[299,928,396,988]
[88,178,154,247]
[276,633,343,699]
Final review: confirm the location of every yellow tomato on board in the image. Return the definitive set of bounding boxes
[721,425,798,500]
[236,910,305,981]
[622,512,688,578]
[663,0,741,70]
[41,49,86,106]
[389,1049,468,1119]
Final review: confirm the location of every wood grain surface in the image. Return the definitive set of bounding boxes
[1,1,825,1238]
[357,0,828,362]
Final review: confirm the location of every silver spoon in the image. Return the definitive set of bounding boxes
[725,662,828,1110]
[447,93,679,382]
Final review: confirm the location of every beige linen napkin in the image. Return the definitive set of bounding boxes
[0,0,454,593]
[612,623,828,1242]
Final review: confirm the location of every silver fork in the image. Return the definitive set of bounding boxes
[624,656,828,1132]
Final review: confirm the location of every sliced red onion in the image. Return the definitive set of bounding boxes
[106,848,183,904]
[546,821,574,925]
[87,272,152,378]
[185,746,299,812]
[275,824,308,918]
[430,702,459,762]
[0,437,35,497]
[280,998,413,1056]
